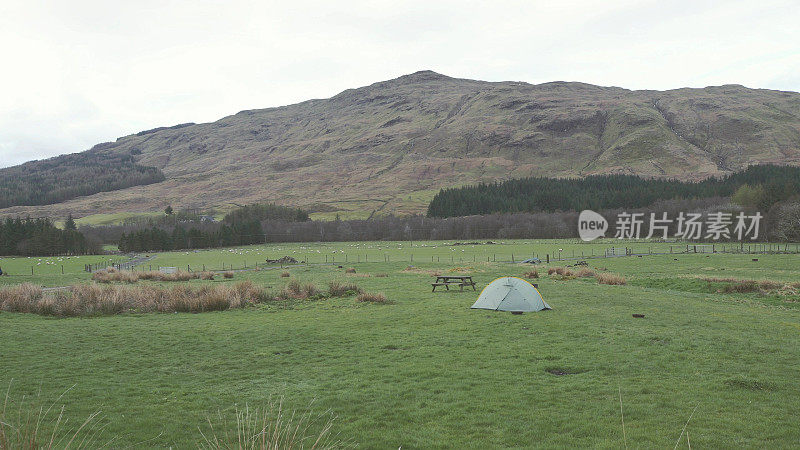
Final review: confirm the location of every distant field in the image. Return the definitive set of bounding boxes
[2,240,800,447]
[0,254,128,286]
[74,211,163,226]
[128,239,794,272]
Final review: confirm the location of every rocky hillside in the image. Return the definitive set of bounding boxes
[3,70,800,219]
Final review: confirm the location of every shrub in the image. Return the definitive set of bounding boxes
[356,292,391,304]
[223,271,234,279]
[523,270,539,279]
[328,281,363,297]
[596,272,627,285]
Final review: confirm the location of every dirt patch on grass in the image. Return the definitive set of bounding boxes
[725,378,775,391]
[401,266,443,276]
[448,266,481,273]
[545,366,585,376]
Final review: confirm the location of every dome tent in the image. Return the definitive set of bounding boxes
[471,277,551,312]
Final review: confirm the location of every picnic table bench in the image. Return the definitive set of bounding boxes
[432,275,477,292]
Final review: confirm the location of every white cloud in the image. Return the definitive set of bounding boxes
[1,0,799,167]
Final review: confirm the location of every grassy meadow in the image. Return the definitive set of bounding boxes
[0,254,130,287]
[1,239,799,447]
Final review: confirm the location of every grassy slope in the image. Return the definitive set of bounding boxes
[1,246,800,447]
[3,72,799,220]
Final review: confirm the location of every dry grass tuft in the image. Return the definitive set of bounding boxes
[223,272,234,279]
[702,277,800,296]
[200,271,216,280]
[0,281,273,316]
[523,270,539,279]
[93,269,201,283]
[327,281,363,297]
[344,268,356,274]
[596,272,627,285]
[575,268,596,278]
[374,273,388,278]
[0,283,43,313]
[356,292,391,304]
[197,397,349,450]
[547,267,577,279]
[280,271,291,277]
[1,381,107,449]
[282,279,321,300]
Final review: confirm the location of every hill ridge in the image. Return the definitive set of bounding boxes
[2,71,800,219]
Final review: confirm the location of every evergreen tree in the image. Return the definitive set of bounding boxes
[64,214,77,230]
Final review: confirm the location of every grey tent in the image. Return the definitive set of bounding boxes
[471,277,551,312]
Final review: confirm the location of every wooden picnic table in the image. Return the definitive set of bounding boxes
[432,275,477,292]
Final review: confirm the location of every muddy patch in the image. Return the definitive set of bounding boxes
[545,366,585,376]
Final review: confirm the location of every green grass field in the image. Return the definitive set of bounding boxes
[125,239,794,272]
[2,240,799,447]
[0,254,129,287]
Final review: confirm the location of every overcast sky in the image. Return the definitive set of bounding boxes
[1,0,799,168]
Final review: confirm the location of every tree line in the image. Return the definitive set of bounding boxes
[426,165,800,217]
[0,151,165,208]
[99,195,800,252]
[0,217,98,256]
[117,203,310,252]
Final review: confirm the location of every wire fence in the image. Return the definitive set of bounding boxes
[80,242,800,273]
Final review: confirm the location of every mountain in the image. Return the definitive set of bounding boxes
[2,70,800,220]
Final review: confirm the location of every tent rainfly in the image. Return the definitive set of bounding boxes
[471,277,551,312]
